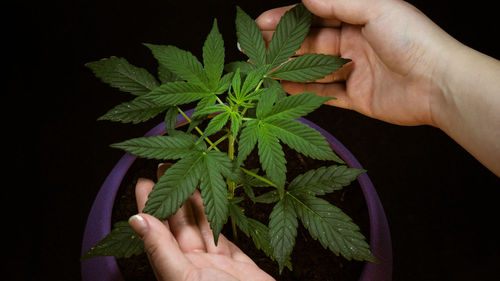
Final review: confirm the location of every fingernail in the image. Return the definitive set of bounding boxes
[237,42,242,52]
[158,162,165,168]
[129,214,148,237]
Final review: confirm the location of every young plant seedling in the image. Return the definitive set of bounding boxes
[82,4,376,273]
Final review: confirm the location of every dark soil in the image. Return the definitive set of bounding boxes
[111,141,369,281]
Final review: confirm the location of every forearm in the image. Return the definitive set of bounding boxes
[432,43,500,176]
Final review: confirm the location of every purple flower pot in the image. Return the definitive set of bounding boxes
[81,109,393,281]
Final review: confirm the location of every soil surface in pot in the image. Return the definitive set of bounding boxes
[112,142,370,281]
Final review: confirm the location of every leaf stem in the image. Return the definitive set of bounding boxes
[176,107,220,152]
[240,167,278,188]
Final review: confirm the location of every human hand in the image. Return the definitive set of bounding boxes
[128,164,275,281]
[257,0,460,126]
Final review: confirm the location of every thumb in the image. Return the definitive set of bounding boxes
[129,214,193,281]
[302,0,386,24]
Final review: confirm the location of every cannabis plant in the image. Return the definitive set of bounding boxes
[82,4,376,272]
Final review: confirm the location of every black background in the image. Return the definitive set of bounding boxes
[5,0,500,280]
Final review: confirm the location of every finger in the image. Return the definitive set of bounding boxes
[129,213,194,281]
[261,26,341,57]
[135,178,155,213]
[256,5,340,31]
[281,81,350,109]
[156,162,173,180]
[295,27,341,56]
[302,0,384,25]
[190,190,232,255]
[168,198,207,253]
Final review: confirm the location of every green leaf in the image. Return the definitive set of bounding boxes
[253,190,280,204]
[265,119,341,161]
[148,81,210,106]
[164,106,179,135]
[246,218,293,270]
[230,111,243,138]
[189,96,218,133]
[270,54,351,82]
[257,122,287,192]
[288,165,365,196]
[145,43,209,88]
[256,88,278,119]
[228,200,249,236]
[224,61,256,75]
[82,221,143,260]
[203,19,225,90]
[200,151,229,244]
[98,97,167,124]
[266,4,312,69]
[158,64,182,84]
[142,152,204,219]
[216,72,234,93]
[263,78,287,100]
[86,56,159,96]
[203,111,230,137]
[230,68,242,98]
[235,6,267,67]
[240,65,267,96]
[110,133,199,160]
[264,92,331,121]
[269,196,297,273]
[289,193,376,262]
[237,119,259,165]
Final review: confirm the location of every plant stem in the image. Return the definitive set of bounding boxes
[226,133,238,241]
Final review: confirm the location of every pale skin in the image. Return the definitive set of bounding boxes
[130,0,500,280]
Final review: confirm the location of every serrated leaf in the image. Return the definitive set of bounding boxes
[246,218,293,270]
[263,78,287,100]
[256,88,278,119]
[82,221,144,260]
[98,96,167,124]
[145,43,209,88]
[270,54,351,82]
[269,196,298,273]
[263,92,331,121]
[289,165,365,196]
[235,6,267,67]
[265,119,341,161]
[148,81,210,106]
[228,201,249,236]
[240,65,267,96]
[289,193,376,262]
[110,133,199,160]
[203,19,225,90]
[86,56,159,96]
[158,64,182,84]
[224,61,256,75]
[216,72,234,93]
[204,150,241,184]
[254,190,280,204]
[266,4,312,69]
[231,68,242,98]
[200,151,229,245]
[257,122,287,192]
[142,152,204,219]
[203,111,230,137]
[237,119,259,165]
[164,106,179,135]
[189,95,218,133]
[230,111,243,138]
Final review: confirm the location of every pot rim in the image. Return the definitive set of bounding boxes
[81,109,392,281]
